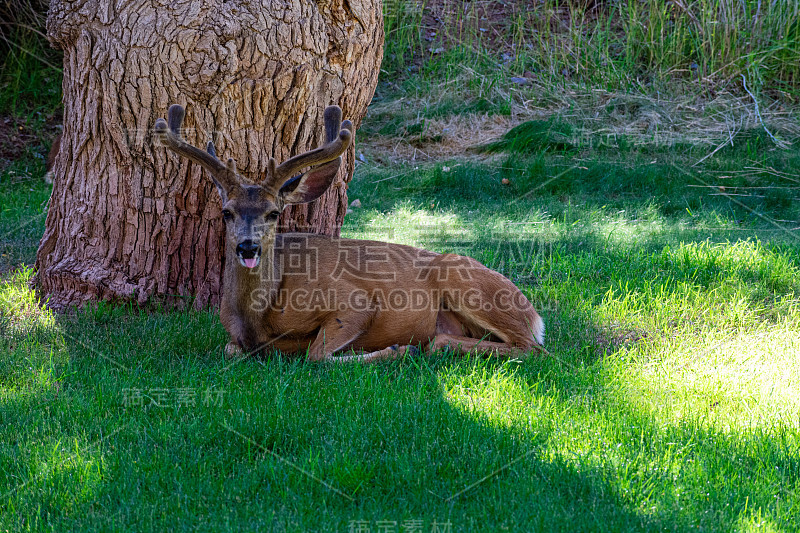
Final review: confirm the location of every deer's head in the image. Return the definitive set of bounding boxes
[154,105,352,269]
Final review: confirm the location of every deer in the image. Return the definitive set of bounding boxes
[154,104,544,363]
[44,132,62,184]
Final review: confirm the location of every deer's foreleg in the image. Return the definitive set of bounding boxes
[305,315,372,362]
[306,315,419,363]
[428,334,538,359]
[329,344,418,364]
[224,342,244,360]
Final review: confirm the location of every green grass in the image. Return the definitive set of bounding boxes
[0,159,50,272]
[2,0,800,530]
[0,27,62,118]
[382,0,800,97]
[2,131,800,530]
[480,120,577,154]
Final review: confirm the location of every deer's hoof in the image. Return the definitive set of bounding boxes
[398,345,419,357]
[224,342,244,360]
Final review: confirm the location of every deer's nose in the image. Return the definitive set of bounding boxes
[236,240,261,258]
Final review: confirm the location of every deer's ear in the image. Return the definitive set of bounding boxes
[279,158,340,204]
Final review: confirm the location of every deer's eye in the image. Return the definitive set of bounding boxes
[222,209,234,221]
[267,211,280,221]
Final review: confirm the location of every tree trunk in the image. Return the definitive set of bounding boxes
[35,0,382,309]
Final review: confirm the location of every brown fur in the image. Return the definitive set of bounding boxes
[43,133,61,184]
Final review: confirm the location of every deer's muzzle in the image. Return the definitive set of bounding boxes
[236,240,261,269]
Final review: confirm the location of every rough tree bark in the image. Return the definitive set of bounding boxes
[35,0,382,309]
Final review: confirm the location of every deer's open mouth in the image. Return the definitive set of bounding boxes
[238,254,260,268]
[236,241,261,269]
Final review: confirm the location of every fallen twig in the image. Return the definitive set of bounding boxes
[742,74,789,148]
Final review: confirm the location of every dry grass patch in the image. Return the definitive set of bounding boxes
[361,81,800,164]
[363,111,524,163]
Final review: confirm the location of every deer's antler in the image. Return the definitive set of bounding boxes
[154,104,240,192]
[267,105,353,191]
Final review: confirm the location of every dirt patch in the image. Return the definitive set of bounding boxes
[0,114,61,172]
[0,116,38,167]
[419,0,520,58]
[596,323,650,353]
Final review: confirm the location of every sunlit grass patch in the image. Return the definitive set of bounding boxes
[594,240,800,332]
[621,326,800,431]
[0,266,67,397]
[3,436,109,517]
[735,510,783,533]
[344,202,474,250]
[0,266,55,336]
